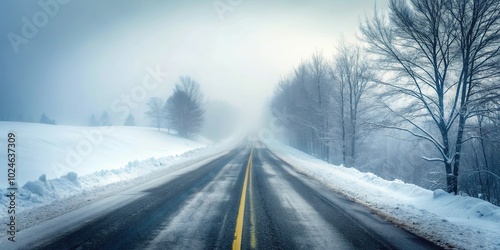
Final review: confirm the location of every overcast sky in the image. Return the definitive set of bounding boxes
[0,0,386,126]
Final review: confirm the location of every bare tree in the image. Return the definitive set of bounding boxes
[271,53,335,161]
[446,0,500,194]
[272,64,305,148]
[145,97,165,131]
[308,52,334,161]
[460,103,500,205]
[362,0,458,193]
[165,76,205,137]
[271,75,305,149]
[332,39,373,166]
[362,0,500,193]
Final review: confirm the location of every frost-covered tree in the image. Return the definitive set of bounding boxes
[332,39,374,166]
[361,0,500,194]
[271,52,335,162]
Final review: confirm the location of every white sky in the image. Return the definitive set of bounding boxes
[0,0,387,125]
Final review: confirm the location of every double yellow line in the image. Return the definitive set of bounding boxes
[232,146,255,250]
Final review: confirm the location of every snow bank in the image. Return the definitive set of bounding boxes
[0,122,206,188]
[0,122,215,226]
[267,141,500,250]
[0,146,225,234]
[0,122,239,235]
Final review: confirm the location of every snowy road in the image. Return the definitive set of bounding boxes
[3,142,442,249]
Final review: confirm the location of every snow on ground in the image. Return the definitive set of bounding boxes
[0,122,206,188]
[0,121,238,235]
[266,141,500,250]
[2,121,497,249]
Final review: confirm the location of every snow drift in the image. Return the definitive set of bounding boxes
[267,140,500,249]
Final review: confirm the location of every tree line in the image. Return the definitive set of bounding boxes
[38,76,205,138]
[270,0,500,204]
[145,76,205,138]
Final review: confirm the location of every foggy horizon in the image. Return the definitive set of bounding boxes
[0,0,385,128]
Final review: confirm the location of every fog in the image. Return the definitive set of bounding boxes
[0,0,383,132]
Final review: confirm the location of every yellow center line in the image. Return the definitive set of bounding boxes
[249,154,257,249]
[232,146,254,250]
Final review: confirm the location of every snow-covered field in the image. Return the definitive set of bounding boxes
[266,141,500,250]
[0,122,230,234]
[0,122,207,188]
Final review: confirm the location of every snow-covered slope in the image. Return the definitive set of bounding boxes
[266,141,500,250]
[0,122,209,212]
[0,122,234,234]
[0,122,206,188]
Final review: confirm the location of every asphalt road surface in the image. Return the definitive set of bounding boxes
[6,142,443,250]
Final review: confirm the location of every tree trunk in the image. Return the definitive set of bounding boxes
[341,119,347,166]
[452,112,467,194]
[478,116,492,202]
[445,161,454,193]
[351,117,357,166]
[439,125,453,193]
